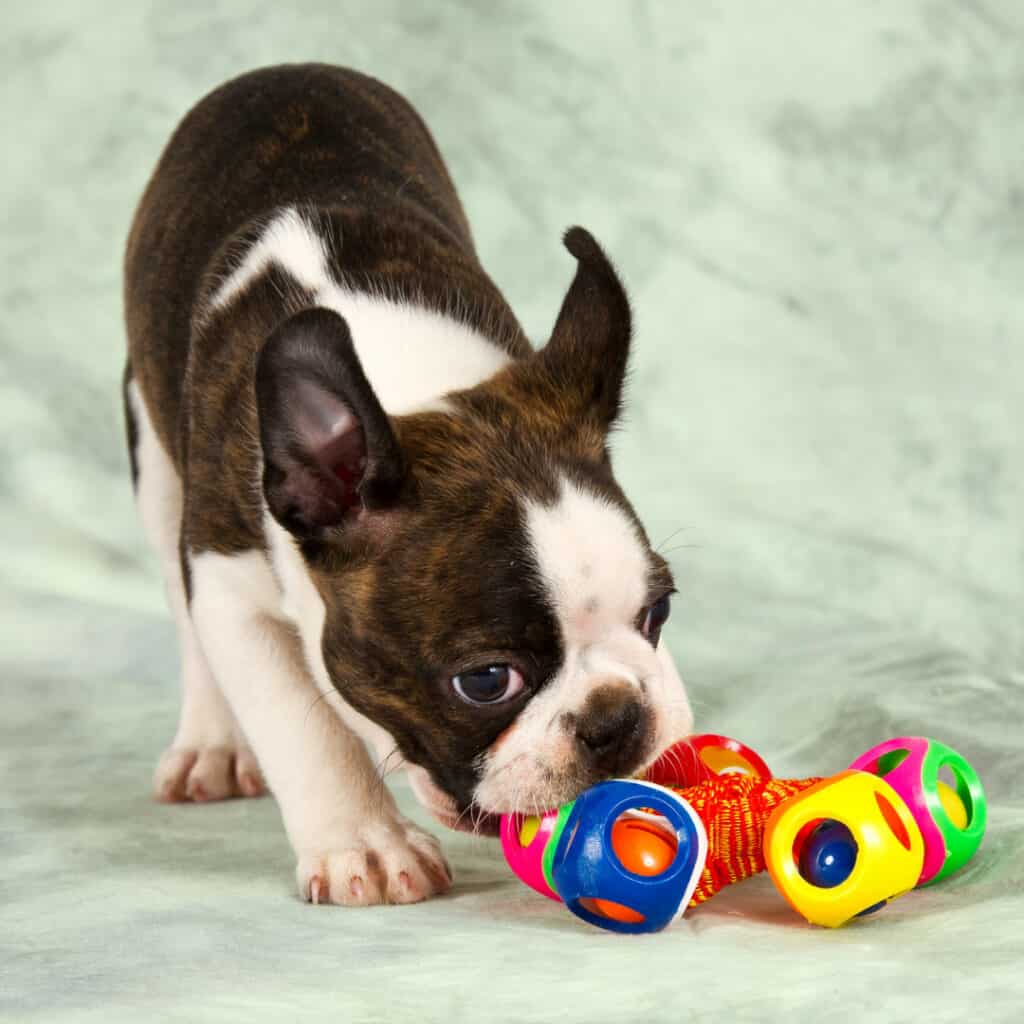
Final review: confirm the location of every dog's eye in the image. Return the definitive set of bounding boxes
[451,665,525,706]
[641,594,671,647]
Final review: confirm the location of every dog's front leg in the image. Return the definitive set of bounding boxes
[188,548,452,905]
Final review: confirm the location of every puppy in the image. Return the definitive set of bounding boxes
[123,64,692,906]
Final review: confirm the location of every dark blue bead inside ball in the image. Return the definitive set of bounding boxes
[798,820,857,888]
[855,899,887,917]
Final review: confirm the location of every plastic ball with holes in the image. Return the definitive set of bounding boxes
[547,779,708,934]
[764,770,926,927]
[499,807,563,901]
[849,736,987,886]
[645,733,773,788]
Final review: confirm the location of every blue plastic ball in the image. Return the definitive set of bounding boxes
[550,780,705,934]
[798,820,858,888]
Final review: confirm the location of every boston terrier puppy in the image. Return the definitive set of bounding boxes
[123,64,692,906]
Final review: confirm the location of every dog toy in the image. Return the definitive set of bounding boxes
[500,732,775,911]
[500,734,986,934]
[848,736,986,885]
[764,769,925,927]
[644,732,772,786]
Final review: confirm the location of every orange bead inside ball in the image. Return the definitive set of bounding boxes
[589,817,679,923]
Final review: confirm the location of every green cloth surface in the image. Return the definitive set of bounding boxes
[3,2,1022,1021]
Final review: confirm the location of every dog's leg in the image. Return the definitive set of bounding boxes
[188,548,452,906]
[125,374,265,802]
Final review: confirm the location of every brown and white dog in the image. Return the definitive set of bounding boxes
[123,64,692,906]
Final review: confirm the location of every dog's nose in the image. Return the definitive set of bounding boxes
[573,685,649,775]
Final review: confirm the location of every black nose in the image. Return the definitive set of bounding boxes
[574,686,648,775]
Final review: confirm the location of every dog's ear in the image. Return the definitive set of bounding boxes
[535,226,632,431]
[255,308,404,538]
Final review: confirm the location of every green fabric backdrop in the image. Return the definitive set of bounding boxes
[3,2,1022,1021]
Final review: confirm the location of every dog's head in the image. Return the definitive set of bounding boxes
[255,228,692,831]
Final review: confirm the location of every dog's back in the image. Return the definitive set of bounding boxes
[125,64,485,460]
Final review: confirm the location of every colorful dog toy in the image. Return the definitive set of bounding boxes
[764,770,925,927]
[848,736,986,885]
[499,731,775,914]
[500,734,986,934]
[644,732,772,787]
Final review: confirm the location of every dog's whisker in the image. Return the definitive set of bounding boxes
[369,745,406,815]
[660,543,702,556]
[303,689,335,726]
[654,526,693,553]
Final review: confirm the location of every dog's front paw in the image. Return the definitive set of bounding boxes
[296,817,452,906]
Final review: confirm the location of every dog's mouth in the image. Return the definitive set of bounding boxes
[430,805,502,837]
[405,764,502,836]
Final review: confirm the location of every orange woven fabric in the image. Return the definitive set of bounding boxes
[666,775,823,906]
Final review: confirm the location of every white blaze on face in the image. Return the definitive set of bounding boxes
[472,477,693,814]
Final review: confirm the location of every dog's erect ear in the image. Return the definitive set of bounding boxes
[255,308,404,538]
[536,227,632,431]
